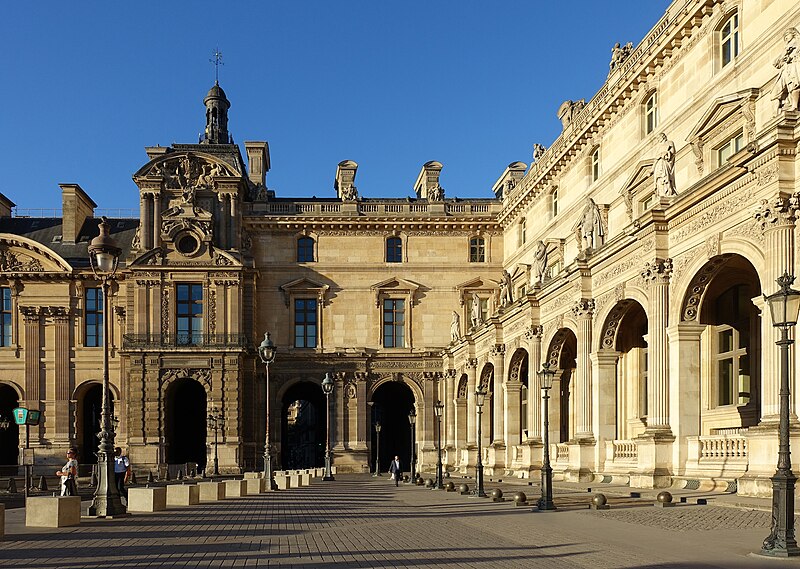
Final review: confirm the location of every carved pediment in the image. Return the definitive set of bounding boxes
[370,277,421,307]
[0,235,72,273]
[133,151,240,188]
[455,277,496,306]
[279,277,330,307]
[620,159,655,221]
[689,89,759,142]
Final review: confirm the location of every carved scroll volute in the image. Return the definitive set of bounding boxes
[641,258,673,286]
[754,194,799,230]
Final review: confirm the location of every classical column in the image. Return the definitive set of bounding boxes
[465,359,477,448]
[141,193,152,250]
[641,258,673,432]
[490,344,506,444]
[445,369,456,448]
[754,196,797,420]
[152,192,162,248]
[572,299,595,439]
[354,373,369,452]
[667,321,704,471]
[526,325,544,440]
[334,372,346,451]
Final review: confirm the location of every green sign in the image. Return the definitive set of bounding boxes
[12,408,41,426]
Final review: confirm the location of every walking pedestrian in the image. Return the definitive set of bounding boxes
[55,448,78,496]
[114,447,131,500]
[388,455,403,487]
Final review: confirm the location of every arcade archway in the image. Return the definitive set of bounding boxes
[280,381,325,469]
[76,382,115,469]
[0,384,19,473]
[164,378,207,471]
[371,381,415,473]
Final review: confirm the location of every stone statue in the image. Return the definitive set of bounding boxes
[500,269,514,306]
[771,28,800,114]
[532,144,546,162]
[532,240,549,286]
[652,133,677,197]
[471,293,482,329]
[450,311,461,342]
[609,41,633,73]
[575,198,604,251]
[340,184,359,201]
[557,99,586,128]
[181,185,196,206]
[427,185,445,201]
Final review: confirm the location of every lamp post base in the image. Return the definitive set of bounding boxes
[757,470,800,557]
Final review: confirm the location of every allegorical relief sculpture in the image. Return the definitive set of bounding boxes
[427,184,445,202]
[340,184,359,201]
[608,42,634,74]
[532,144,546,162]
[771,27,800,114]
[557,99,586,128]
[652,133,677,197]
[575,198,605,251]
[148,154,231,190]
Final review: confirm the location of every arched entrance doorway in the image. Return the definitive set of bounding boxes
[165,378,207,471]
[508,349,529,444]
[280,381,325,469]
[76,382,115,470]
[546,329,577,442]
[371,381,415,473]
[0,384,20,474]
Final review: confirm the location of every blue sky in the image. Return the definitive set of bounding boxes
[3,1,670,211]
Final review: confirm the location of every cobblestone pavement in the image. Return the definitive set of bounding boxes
[0,474,799,568]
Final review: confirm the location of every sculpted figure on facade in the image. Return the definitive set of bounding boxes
[652,133,677,197]
[771,27,800,113]
[532,240,549,286]
[609,41,633,73]
[470,292,482,329]
[340,184,359,201]
[427,184,445,202]
[499,269,514,306]
[557,99,586,128]
[575,197,604,251]
[450,311,461,342]
[532,143,546,162]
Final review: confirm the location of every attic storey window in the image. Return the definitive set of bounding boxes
[0,288,11,346]
[176,284,203,346]
[84,287,103,347]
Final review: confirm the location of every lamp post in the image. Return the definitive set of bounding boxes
[373,422,382,476]
[207,406,223,476]
[760,272,800,557]
[321,372,335,481]
[474,387,487,498]
[537,364,557,511]
[87,217,126,517]
[408,408,417,482]
[257,332,277,489]
[434,400,444,489]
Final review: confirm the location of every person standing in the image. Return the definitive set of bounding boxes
[388,455,402,487]
[114,447,131,500]
[55,448,78,496]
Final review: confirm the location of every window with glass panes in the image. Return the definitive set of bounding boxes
[720,13,739,68]
[0,287,11,347]
[591,149,600,181]
[386,237,402,263]
[176,284,203,345]
[469,237,485,262]
[551,189,559,217]
[383,299,405,348]
[714,285,751,406]
[294,298,317,348]
[717,131,744,166]
[297,236,315,262]
[85,287,103,347]
[645,93,658,134]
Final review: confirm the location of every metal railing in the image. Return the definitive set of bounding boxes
[122,333,251,350]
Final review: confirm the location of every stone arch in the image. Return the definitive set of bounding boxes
[163,376,208,471]
[680,254,735,322]
[73,380,119,467]
[368,373,423,405]
[457,374,468,399]
[545,328,578,443]
[0,380,23,401]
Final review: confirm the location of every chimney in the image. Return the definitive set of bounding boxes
[414,161,443,199]
[0,192,15,218]
[60,183,97,243]
[244,141,270,187]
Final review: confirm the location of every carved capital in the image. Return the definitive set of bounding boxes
[465,358,478,369]
[489,343,506,357]
[20,306,40,323]
[45,306,71,323]
[445,368,457,378]
[641,258,673,284]
[571,298,595,319]
[754,195,799,230]
[524,325,544,341]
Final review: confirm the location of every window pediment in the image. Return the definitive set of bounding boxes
[279,277,329,307]
[620,159,656,222]
[370,277,420,307]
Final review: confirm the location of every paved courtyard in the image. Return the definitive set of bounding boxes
[1,474,799,568]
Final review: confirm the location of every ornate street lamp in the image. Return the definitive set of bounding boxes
[207,406,224,476]
[760,272,800,557]
[536,364,557,511]
[408,408,417,482]
[257,332,277,489]
[474,387,487,498]
[321,372,335,481]
[434,400,444,489]
[373,422,382,477]
[87,217,126,517]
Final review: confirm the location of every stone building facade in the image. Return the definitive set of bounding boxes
[0,0,799,496]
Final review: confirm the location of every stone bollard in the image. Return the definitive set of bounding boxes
[198,481,226,502]
[459,483,470,495]
[224,479,247,497]
[425,478,434,488]
[491,488,504,502]
[146,471,154,484]
[416,477,425,486]
[245,477,266,494]
[166,484,200,507]
[177,469,184,481]
[26,496,81,527]
[590,493,610,510]
[513,491,527,506]
[445,481,455,492]
[128,487,167,512]
[130,471,137,485]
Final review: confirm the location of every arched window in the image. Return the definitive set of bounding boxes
[645,92,658,135]
[591,148,601,182]
[297,236,315,263]
[713,285,753,406]
[469,237,485,262]
[386,237,402,263]
[720,13,740,68]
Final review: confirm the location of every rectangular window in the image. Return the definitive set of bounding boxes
[519,219,526,246]
[382,299,405,348]
[386,237,402,263]
[469,237,485,263]
[0,287,11,347]
[721,14,739,68]
[717,131,744,166]
[520,384,528,443]
[176,284,203,346]
[85,287,103,347]
[645,93,658,135]
[294,298,318,348]
[591,149,600,182]
[551,190,559,218]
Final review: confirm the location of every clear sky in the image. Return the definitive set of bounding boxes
[3,1,670,212]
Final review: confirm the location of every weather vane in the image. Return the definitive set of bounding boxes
[210,48,224,83]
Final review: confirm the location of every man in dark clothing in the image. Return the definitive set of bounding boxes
[389,455,402,487]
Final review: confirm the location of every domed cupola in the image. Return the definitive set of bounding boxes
[202,81,231,144]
